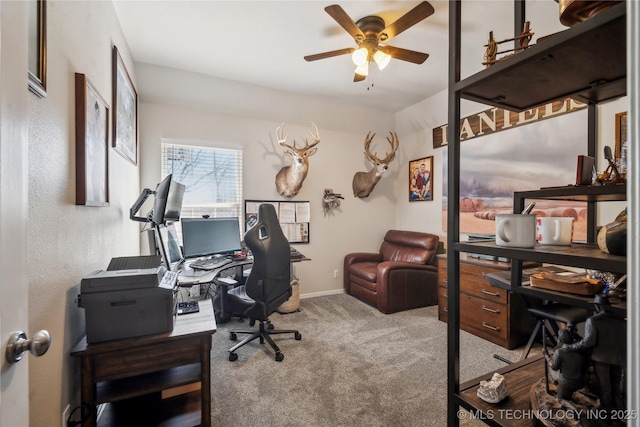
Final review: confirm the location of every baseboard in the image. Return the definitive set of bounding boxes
[300,289,344,299]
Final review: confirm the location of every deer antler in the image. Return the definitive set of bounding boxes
[364,131,399,164]
[277,122,320,151]
[276,122,294,149]
[303,122,320,149]
[382,132,399,163]
[363,132,378,163]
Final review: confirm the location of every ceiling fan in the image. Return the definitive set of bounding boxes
[304,1,435,82]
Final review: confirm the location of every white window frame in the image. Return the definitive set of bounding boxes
[161,139,243,240]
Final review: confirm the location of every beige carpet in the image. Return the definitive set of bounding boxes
[209,293,524,427]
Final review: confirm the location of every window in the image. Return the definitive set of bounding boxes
[161,140,243,235]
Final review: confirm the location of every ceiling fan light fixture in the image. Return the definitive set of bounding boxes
[351,47,369,66]
[373,50,391,70]
[354,62,369,77]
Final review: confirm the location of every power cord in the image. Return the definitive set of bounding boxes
[67,404,92,427]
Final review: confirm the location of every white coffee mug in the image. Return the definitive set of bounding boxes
[536,217,574,245]
[495,214,536,248]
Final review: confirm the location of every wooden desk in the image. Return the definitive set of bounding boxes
[438,254,539,349]
[71,300,216,427]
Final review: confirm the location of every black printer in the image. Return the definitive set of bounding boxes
[78,266,178,343]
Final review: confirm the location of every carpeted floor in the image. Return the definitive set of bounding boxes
[209,293,524,427]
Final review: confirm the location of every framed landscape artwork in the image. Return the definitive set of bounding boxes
[75,73,109,206]
[409,156,433,201]
[441,108,588,240]
[112,45,138,165]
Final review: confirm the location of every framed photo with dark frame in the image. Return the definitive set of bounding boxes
[75,73,109,206]
[112,45,138,165]
[28,0,47,98]
[614,111,627,160]
[409,156,433,201]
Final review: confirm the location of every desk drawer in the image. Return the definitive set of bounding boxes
[460,293,508,343]
[459,263,507,304]
[438,261,507,304]
[438,286,448,322]
[92,337,203,382]
[438,263,447,287]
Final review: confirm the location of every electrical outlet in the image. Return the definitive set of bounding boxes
[333,269,339,279]
[62,404,70,427]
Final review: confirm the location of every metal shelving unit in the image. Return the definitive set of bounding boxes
[446,2,628,426]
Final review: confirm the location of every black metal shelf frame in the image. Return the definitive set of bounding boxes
[446,2,627,426]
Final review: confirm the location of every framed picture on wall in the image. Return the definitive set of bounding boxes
[112,45,138,165]
[614,111,627,159]
[409,156,433,201]
[28,0,47,98]
[75,73,109,206]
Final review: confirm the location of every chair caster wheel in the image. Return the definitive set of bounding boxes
[229,352,238,362]
[275,352,284,362]
[295,332,302,340]
[267,322,274,330]
[229,332,237,341]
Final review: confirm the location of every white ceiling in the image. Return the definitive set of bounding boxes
[112,1,563,113]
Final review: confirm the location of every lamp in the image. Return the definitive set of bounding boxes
[351,47,369,66]
[354,62,369,77]
[373,50,391,70]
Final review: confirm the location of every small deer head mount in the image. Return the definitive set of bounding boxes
[275,122,320,197]
[352,131,399,198]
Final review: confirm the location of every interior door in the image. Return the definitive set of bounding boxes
[0,1,31,425]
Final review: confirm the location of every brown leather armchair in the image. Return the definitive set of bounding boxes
[344,230,440,314]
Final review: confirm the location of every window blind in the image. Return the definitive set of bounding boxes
[161,141,243,239]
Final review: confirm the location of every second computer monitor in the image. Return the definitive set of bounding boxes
[181,217,242,259]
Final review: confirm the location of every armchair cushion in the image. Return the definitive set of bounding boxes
[344,230,440,314]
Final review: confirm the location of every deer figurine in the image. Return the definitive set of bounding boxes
[275,122,320,197]
[352,132,399,198]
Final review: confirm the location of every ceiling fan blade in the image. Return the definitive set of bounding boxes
[304,48,355,62]
[325,4,365,41]
[380,1,435,41]
[353,73,366,83]
[382,46,430,64]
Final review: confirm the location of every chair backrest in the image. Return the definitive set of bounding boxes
[243,204,291,316]
[379,230,439,264]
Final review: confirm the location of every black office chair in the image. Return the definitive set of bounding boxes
[226,204,301,362]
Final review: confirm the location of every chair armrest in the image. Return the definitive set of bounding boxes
[344,252,382,291]
[375,262,439,313]
[377,261,438,277]
[344,252,382,265]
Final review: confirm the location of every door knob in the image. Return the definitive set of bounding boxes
[6,330,51,363]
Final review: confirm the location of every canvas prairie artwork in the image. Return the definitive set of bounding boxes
[442,109,588,241]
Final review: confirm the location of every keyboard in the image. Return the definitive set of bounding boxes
[189,257,232,271]
[177,301,199,315]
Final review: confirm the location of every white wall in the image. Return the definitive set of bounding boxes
[26,2,139,425]
[393,89,449,240]
[137,64,399,296]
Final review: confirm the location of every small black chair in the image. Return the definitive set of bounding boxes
[226,204,301,362]
[522,303,590,360]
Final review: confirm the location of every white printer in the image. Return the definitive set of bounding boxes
[78,266,178,343]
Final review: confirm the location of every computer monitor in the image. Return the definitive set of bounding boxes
[181,217,242,259]
[155,223,184,272]
[152,174,185,226]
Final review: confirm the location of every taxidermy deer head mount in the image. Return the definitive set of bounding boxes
[275,122,320,197]
[352,131,399,198]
